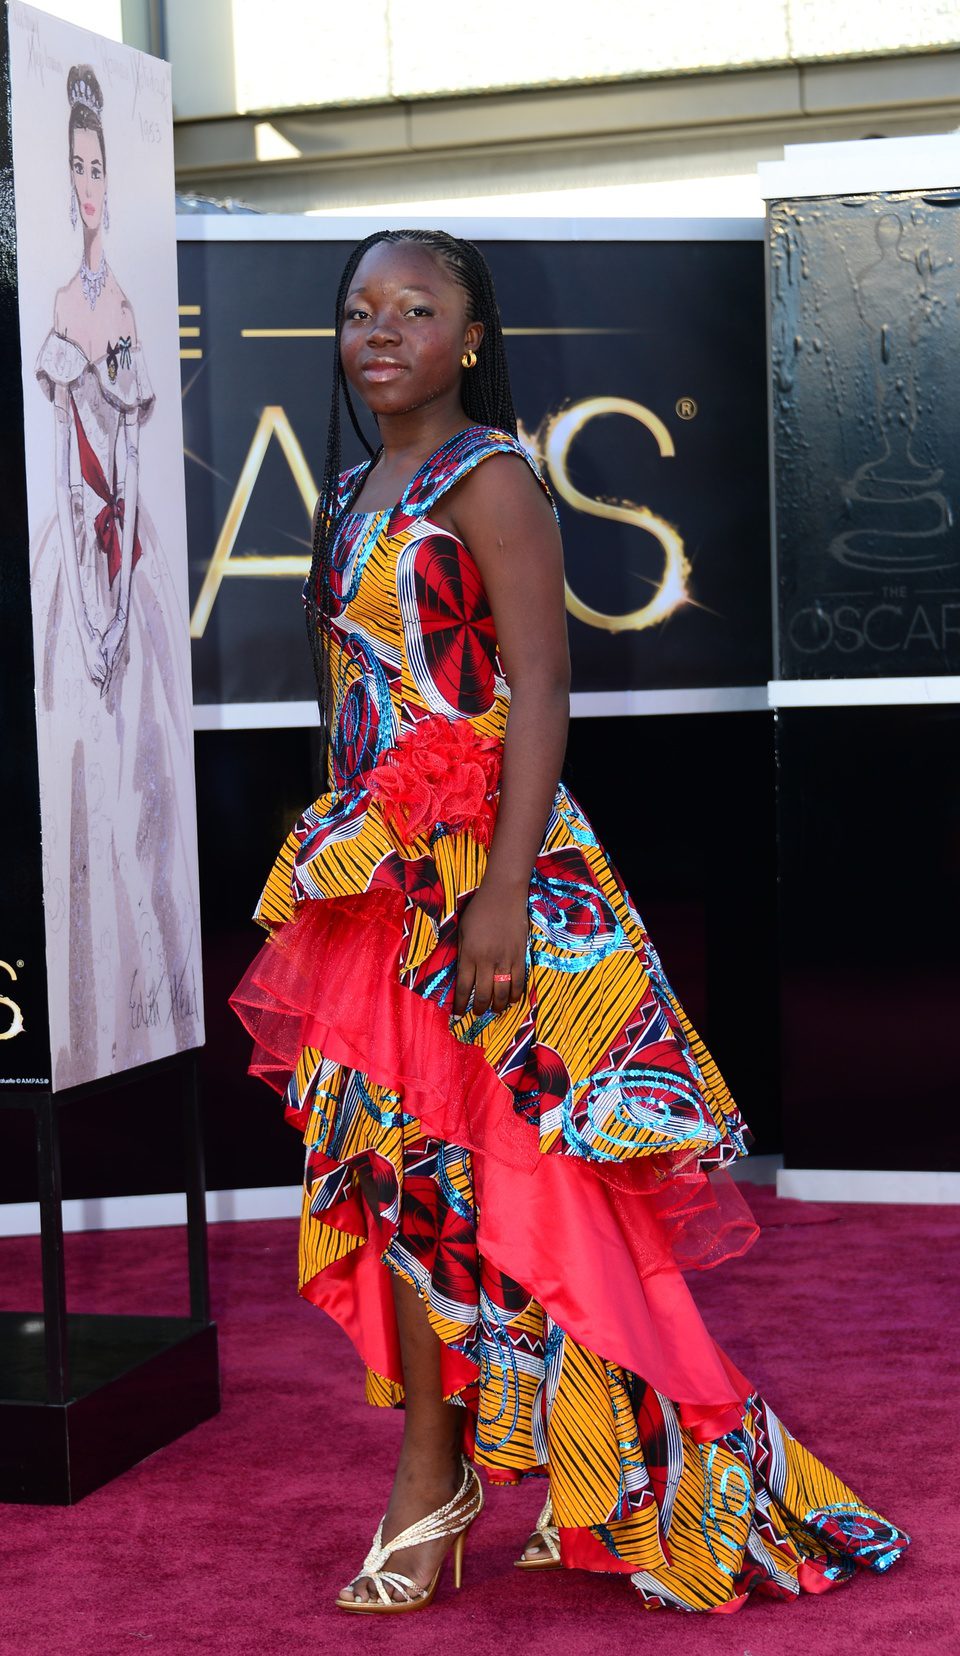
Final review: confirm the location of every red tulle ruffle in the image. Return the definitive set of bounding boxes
[230,888,537,1169]
[366,713,502,847]
[229,888,757,1417]
[230,889,758,1273]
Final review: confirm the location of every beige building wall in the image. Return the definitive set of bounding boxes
[113,0,960,213]
[154,0,960,117]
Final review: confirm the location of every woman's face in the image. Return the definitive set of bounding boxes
[71,127,105,233]
[339,241,484,419]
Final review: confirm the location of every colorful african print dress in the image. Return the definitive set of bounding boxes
[231,424,908,1612]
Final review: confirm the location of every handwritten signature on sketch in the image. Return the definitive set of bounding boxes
[129,961,199,1031]
[13,8,63,86]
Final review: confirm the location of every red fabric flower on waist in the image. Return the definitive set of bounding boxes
[367,714,502,848]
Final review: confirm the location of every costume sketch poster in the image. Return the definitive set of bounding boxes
[8,4,203,1089]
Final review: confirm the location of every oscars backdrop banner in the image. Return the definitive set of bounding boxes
[8,3,203,1090]
[769,190,960,678]
[179,232,771,712]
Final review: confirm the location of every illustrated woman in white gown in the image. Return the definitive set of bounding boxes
[31,64,201,1088]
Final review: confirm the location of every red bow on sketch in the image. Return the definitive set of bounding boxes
[71,395,142,587]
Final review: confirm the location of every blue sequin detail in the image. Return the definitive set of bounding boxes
[697,1443,747,1577]
[593,1523,624,1559]
[528,871,626,971]
[719,1463,752,1519]
[874,1549,903,1573]
[804,1505,903,1558]
[356,1074,413,1130]
[398,425,555,520]
[331,635,395,781]
[329,510,386,604]
[305,1083,339,1143]
[420,959,457,1005]
[294,785,370,860]
[561,1065,720,1160]
[555,787,599,847]
[335,462,367,513]
[437,1143,474,1222]
[455,1007,498,1041]
[475,1289,522,1447]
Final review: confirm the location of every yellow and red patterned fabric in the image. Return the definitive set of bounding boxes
[231,425,908,1607]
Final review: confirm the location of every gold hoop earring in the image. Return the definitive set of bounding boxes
[461,349,477,370]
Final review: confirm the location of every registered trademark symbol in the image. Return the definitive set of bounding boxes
[16,961,24,969]
[676,397,698,420]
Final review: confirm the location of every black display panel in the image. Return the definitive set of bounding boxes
[178,235,772,707]
[776,704,960,1172]
[770,190,960,678]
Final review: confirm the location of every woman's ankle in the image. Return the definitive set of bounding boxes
[397,1408,464,1471]
[394,1443,462,1492]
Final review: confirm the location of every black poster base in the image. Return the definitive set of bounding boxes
[0,1315,219,1504]
[0,1052,220,1505]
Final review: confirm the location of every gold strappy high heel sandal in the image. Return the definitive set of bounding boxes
[514,1489,562,1570]
[336,1456,484,1613]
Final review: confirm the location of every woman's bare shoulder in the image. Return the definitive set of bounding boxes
[449,449,555,531]
[53,274,81,335]
[107,273,137,344]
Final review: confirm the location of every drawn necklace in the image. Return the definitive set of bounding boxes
[80,250,108,310]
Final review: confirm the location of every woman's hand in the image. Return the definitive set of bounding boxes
[454,874,528,1019]
[100,607,128,691]
[80,619,107,689]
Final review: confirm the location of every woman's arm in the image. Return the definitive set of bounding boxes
[52,380,107,688]
[101,408,139,686]
[102,302,140,686]
[445,454,571,1018]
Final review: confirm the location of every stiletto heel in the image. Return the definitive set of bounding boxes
[336,1456,483,1613]
[452,1527,467,1590]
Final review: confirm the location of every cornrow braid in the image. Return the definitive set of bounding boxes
[305,229,518,785]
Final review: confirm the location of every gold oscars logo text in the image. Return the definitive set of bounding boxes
[0,959,25,1042]
[188,394,697,640]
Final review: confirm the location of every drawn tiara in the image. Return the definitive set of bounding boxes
[69,77,101,117]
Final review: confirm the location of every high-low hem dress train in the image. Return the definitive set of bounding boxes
[231,424,909,1612]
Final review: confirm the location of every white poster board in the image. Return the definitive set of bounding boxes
[8,2,204,1089]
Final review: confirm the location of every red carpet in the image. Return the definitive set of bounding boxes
[1,1183,956,1655]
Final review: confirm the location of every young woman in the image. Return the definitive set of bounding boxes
[231,229,908,1614]
[32,65,200,1087]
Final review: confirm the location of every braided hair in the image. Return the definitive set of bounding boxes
[305,229,517,781]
